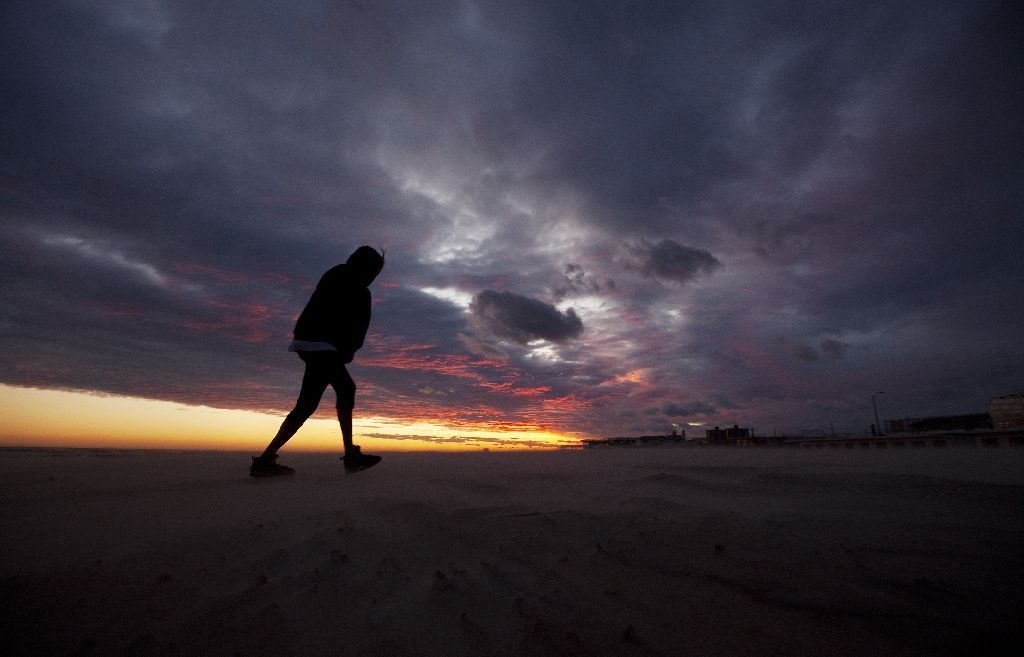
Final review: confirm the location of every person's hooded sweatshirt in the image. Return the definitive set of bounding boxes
[292,247,382,361]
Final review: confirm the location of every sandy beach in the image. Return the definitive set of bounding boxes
[2,446,1022,657]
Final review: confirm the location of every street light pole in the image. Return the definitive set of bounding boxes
[872,391,885,436]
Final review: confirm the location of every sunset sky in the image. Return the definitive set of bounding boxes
[1,1,1021,450]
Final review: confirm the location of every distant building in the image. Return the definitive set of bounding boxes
[705,425,751,443]
[989,394,1024,429]
[581,431,687,448]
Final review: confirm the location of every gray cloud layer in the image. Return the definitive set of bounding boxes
[1,0,1021,440]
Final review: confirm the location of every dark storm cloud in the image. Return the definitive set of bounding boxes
[470,1,944,236]
[662,400,716,417]
[624,239,722,285]
[1,0,1021,440]
[470,290,583,345]
[1,1,439,271]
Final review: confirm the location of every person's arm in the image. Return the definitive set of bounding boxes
[349,289,372,354]
[333,288,371,363]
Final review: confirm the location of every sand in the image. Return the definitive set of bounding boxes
[2,446,1022,657]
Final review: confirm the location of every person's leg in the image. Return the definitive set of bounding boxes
[329,362,357,455]
[330,363,380,472]
[260,353,331,458]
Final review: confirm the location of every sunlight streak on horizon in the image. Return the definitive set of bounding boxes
[0,384,579,451]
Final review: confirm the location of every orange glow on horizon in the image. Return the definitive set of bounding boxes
[0,384,581,451]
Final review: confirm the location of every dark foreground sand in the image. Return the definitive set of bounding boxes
[2,446,1023,657]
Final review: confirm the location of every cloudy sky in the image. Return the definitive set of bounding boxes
[2,0,1021,446]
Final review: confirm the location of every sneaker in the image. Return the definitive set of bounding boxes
[250,454,295,477]
[341,445,382,474]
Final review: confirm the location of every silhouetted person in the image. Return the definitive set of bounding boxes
[250,246,385,476]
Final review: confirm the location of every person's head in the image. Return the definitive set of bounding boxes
[347,245,385,286]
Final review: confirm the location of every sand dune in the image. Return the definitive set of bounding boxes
[2,447,1022,656]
